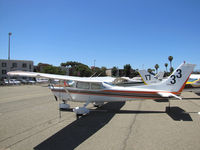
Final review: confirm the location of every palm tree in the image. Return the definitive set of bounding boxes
[154,64,159,74]
[164,63,168,72]
[112,66,118,77]
[168,56,173,68]
[170,67,174,73]
[147,68,152,73]
[124,64,131,77]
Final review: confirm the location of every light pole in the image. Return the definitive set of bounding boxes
[8,32,12,83]
[94,59,96,68]
[117,67,119,77]
[8,32,12,60]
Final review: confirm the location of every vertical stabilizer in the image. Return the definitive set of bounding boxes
[151,63,196,93]
[155,72,164,80]
[138,70,159,85]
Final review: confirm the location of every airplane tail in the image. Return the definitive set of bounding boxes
[146,63,196,94]
[155,72,164,80]
[138,70,158,85]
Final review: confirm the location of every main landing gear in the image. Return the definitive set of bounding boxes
[59,100,70,110]
[165,99,171,113]
[73,101,90,119]
[93,102,104,108]
[58,99,90,119]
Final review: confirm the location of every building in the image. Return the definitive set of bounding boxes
[0,59,34,81]
[106,68,124,77]
[106,69,112,76]
[34,63,50,72]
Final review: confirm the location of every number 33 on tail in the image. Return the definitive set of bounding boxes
[170,69,182,84]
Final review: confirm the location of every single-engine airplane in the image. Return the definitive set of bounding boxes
[8,63,195,116]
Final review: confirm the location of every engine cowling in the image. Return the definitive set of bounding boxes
[73,107,90,115]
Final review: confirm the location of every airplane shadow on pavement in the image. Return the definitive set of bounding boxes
[34,102,125,150]
[166,106,193,121]
[34,103,192,150]
[103,106,193,121]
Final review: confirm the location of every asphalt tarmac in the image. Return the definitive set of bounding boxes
[0,85,200,150]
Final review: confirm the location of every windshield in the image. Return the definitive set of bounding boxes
[103,82,115,86]
[66,80,76,87]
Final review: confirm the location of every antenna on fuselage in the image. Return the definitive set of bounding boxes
[90,72,97,78]
[97,72,102,77]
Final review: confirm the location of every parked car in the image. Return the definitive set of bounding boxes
[0,81,5,85]
[4,79,14,85]
[3,79,21,85]
[36,78,49,83]
[18,79,28,84]
[10,79,21,85]
[27,79,36,84]
[4,79,9,85]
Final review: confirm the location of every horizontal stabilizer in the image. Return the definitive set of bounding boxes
[158,92,182,100]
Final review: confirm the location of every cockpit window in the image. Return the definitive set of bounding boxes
[91,82,103,89]
[76,82,90,89]
[66,80,76,87]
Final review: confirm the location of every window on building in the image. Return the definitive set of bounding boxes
[2,63,7,67]
[1,77,6,80]
[2,70,7,74]
[22,63,27,68]
[12,63,17,68]
[29,64,32,70]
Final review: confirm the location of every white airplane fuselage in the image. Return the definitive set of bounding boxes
[50,83,168,103]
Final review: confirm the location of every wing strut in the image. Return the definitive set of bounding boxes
[63,80,73,101]
[58,80,62,119]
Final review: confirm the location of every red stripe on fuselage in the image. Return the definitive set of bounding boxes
[69,91,162,99]
[51,89,164,99]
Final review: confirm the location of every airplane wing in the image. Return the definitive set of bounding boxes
[190,74,200,79]
[7,71,102,83]
[158,92,182,100]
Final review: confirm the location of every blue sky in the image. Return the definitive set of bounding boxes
[0,0,200,71]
